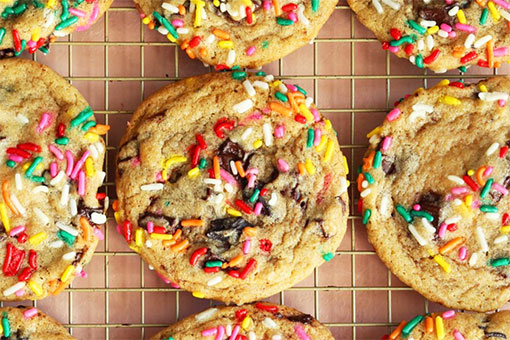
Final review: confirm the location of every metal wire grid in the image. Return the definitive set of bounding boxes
[6,2,505,339]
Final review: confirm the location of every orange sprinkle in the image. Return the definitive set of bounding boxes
[178,4,186,15]
[243,227,257,237]
[272,0,281,15]
[235,161,246,177]
[297,162,306,175]
[181,219,204,227]
[163,239,176,247]
[287,92,300,113]
[269,102,293,116]
[199,47,207,57]
[362,151,375,171]
[213,28,230,40]
[80,217,91,242]
[2,180,19,215]
[475,0,487,6]
[180,39,189,50]
[88,124,110,135]
[186,47,196,59]
[508,20,510,31]
[439,237,464,255]
[425,316,434,333]
[495,61,501,68]
[389,321,407,340]
[452,46,465,58]
[173,229,182,241]
[487,39,494,68]
[148,22,155,30]
[52,281,68,296]
[221,262,228,269]
[476,166,486,186]
[213,156,220,179]
[228,254,243,267]
[357,173,365,192]
[171,239,189,252]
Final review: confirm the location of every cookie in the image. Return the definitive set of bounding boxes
[151,302,334,340]
[348,0,510,72]
[359,76,510,311]
[388,310,510,340]
[134,0,336,68]
[115,71,348,305]
[0,0,113,58]
[0,306,74,339]
[0,58,107,300]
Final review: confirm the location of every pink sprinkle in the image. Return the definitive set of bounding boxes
[140,12,146,18]
[170,282,180,288]
[201,328,217,337]
[274,125,285,138]
[494,46,509,57]
[389,46,399,53]
[132,157,140,166]
[76,25,91,32]
[80,271,88,278]
[9,225,25,237]
[246,46,256,56]
[246,111,262,120]
[498,99,507,107]
[386,108,401,121]
[451,187,467,195]
[381,136,393,151]
[294,325,311,340]
[26,40,36,48]
[492,0,510,9]
[89,3,99,23]
[230,325,241,340]
[448,31,457,38]
[453,330,466,340]
[78,170,86,196]
[15,289,25,297]
[94,227,104,240]
[484,166,494,177]
[472,199,481,209]
[412,204,421,211]
[445,0,453,3]
[147,221,154,233]
[243,238,251,254]
[493,182,509,195]
[116,224,121,234]
[247,174,256,189]
[311,108,320,122]
[156,271,171,284]
[245,168,259,176]
[23,308,38,319]
[220,168,238,186]
[50,162,58,177]
[8,155,23,163]
[277,159,290,172]
[71,150,91,179]
[215,326,225,340]
[65,150,74,177]
[172,19,184,27]
[254,202,263,216]
[69,7,87,17]
[287,84,298,92]
[49,144,64,160]
[313,128,322,146]
[442,310,456,319]
[455,23,477,33]
[438,223,447,238]
[288,12,298,22]
[440,23,452,32]
[458,246,467,261]
[156,172,164,182]
[36,112,52,133]
[263,0,272,10]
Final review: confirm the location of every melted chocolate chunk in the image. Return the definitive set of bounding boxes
[218,139,245,170]
[311,219,329,239]
[2,330,28,340]
[138,212,177,233]
[0,49,15,59]
[336,196,347,214]
[382,157,396,175]
[416,191,442,226]
[257,196,271,216]
[72,248,86,266]
[486,332,507,339]
[77,200,103,221]
[413,0,472,26]
[206,218,253,252]
[286,313,314,324]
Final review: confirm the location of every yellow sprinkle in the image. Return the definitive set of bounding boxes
[433,254,451,273]
[346,179,351,187]
[366,126,381,138]
[227,208,242,217]
[253,139,263,149]
[187,167,200,178]
[135,228,144,247]
[0,203,10,232]
[324,119,332,130]
[85,157,95,177]
[213,0,219,5]
[142,17,151,24]
[114,211,121,224]
[501,226,510,234]
[324,139,334,163]
[60,265,75,283]
[218,40,234,49]
[304,159,316,175]
[299,104,314,121]
[436,79,450,87]
[194,4,204,27]
[271,80,282,88]
[46,0,56,7]
[29,232,47,246]
[467,169,475,176]
[28,280,43,296]
[343,155,349,175]
[0,323,3,334]
[488,1,501,21]
[22,162,43,171]
[435,316,445,340]
[438,96,461,106]
[427,25,439,34]
[128,244,140,253]
[151,233,173,240]
[241,0,253,5]
[84,132,99,142]
[167,33,177,42]
[164,155,187,168]
[192,291,205,298]
[31,28,41,42]
[480,84,488,92]
[241,316,252,329]
[464,194,473,208]
[456,9,467,24]
[316,136,327,152]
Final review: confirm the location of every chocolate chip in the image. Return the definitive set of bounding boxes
[285,313,314,324]
[78,200,103,221]
[485,332,507,339]
[206,217,253,252]
[416,191,442,226]
[138,212,178,233]
[311,219,329,239]
[72,248,87,266]
[382,157,396,175]
[0,49,15,59]
[217,139,245,170]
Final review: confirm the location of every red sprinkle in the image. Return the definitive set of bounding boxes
[18,267,33,282]
[214,118,235,138]
[239,258,257,279]
[463,175,479,192]
[12,29,21,53]
[389,28,402,40]
[2,243,25,277]
[17,233,27,244]
[58,123,66,137]
[404,44,414,56]
[235,309,248,321]
[447,223,458,232]
[381,42,390,50]
[449,81,465,89]
[191,144,201,167]
[282,3,297,11]
[423,49,440,64]
[500,146,508,158]
[503,213,510,225]
[122,220,132,242]
[461,51,477,64]
[196,133,207,150]
[28,38,46,54]
[28,250,37,270]
[259,239,272,252]
[6,148,31,159]
[153,226,166,234]
[204,266,220,273]
[188,36,201,48]
[227,270,240,278]
[260,188,268,197]
[246,6,253,24]
[236,336,247,340]
[255,302,279,313]
[235,200,253,215]
[190,247,208,266]
[294,114,307,124]
[357,199,363,213]
[215,64,230,71]
[477,59,489,68]
[17,143,41,153]
[96,192,106,200]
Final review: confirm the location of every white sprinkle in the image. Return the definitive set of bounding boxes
[447,175,465,185]
[70,198,77,217]
[268,192,277,206]
[243,80,256,97]
[444,215,460,224]
[379,195,391,218]
[278,83,288,94]
[305,97,314,107]
[229,161,238,176]
[157,26,169,35]
[494,235,508,244]
[380,0,400,10]
[433,68,447,74]
[177,28,189,34]
[421,218,436,233]
[206,33,215,44]
[60,184,70,206]
[474,34,493,49]
[485,212,499,221]
[361,180,368,189]
[75,264,83,274]
[91,212,107,224]
[34,208,49,225]
[253,81,269,90]
[89,144,98,159]
[409,224,427,246]
[297,4,310,25]
[241,127,253,140]
[338,177,347,195]
[3,282,25,296]
[476,227,489,252]
[426,35,434,50]
[233,99,253,114]
[224,183,234,193]
[412,103,434,112]
[464,33,475,48]
[360,188,372,198]
[226,324,232,337]
[263,123,273,146]
[162,2,179,12]
[409,55,416,65]
[195,308,218,322]
[207,276,222,286]
[500,8,510,20]
[16,114,29,124]
[272,336,282,340]
[57,222,79,237]
[145,240,152,247]
[15,173,22,191]
[437,29,448,38]
[50,170,65,186]
[141,183,164,191]
[249,332,256,340]
[372,0,383,13]
[148,265,154,270]
[417,38,425,51]
[264,75,274,82]
[419,19,436,27]
[486,142,499,156]
[448,6,459,16]
[213,193,224,204]
[53,30,69,37]
[95,141,104,154]
[213,184,222,193]
[479,92,509,102]
[63,251,76,261]
[49,240,64,248]
[10,194,25,216]
[468,252,478,267]
[262,317,279,329]
[33,185,49,194]
[204,178,221,186]
[452,198,462,206]
[227,50,236,67]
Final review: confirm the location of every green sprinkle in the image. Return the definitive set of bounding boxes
[306,128,314,148]
[275,91,288,102]
[362,209,372,224]
[198,158,207,169]
[0,28,5,44]
[490,258,510,267]
[389,35,414,47]
[396,205,412,222]
[480,205,497,213]
[81,120,96,131]
[458,66,467,73]
[164,201,170,207]
[357,165,362,175]
[6,160,15,168]
[373,151,382,169]
[262,41,269,48]
[31,176,45,183]
[322,252,334,262]
[480,178,493,199]
[70,106,93,127]
[14,39,26,56]
[55,15,79,30]
[276,18,293,26]
[295,85,307,96]
[311,0,318,12]
[57,230,76,246]
[32,0,43,8]
[249,189,260,203]
[153,11,178,39]
[231,65,241,70]
[2,313,10,337]
[38,46,49,54]
[61,0,69,21]
[410,210,434,222]
[13,3,27,15]
[25,156,43,178]
[407,20,426,34]
[402,315,424,336]
[363,172,374,184]
[255,71,266,76]
[480,8,489,25]
[205,260,222,268]
[55,137,69,145]
[415,54,424,68]
[232,71,246,80]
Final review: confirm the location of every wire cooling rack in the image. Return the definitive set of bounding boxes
[5,0,509,339]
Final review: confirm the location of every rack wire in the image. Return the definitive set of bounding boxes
[8,1,507,339]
